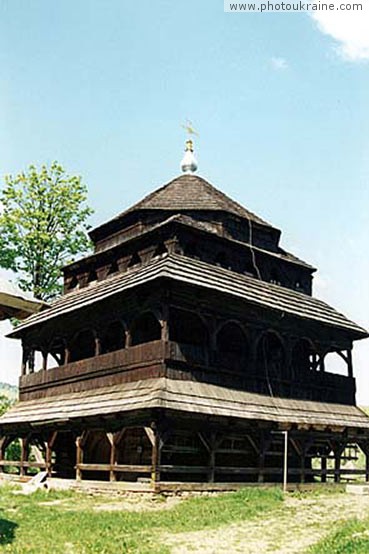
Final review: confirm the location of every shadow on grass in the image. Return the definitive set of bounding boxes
[0,518,17,545]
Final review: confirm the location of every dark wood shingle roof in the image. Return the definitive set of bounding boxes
[90,174,277,239]
[1,378,369,430]
[9,254,367,338]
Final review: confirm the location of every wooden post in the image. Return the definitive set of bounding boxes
[334,445,345,483]
[300,438,313,484]
[347,349,353,378]
[21,348,28,376]
[283,431,288,493]
[42,352,48,371]
[0,437,6,473]
[258,432,269,483]
[198,432,217,483]
[64,347,70,365]
[145,425,162,492]
[95,337,101,357]
[28,350,35,374]
[321,456,327,483]
[364,449,369,483]
[151,432,161,491]
[107,433,116,482]
[161,304,169,342]
[75,435,84,481]
[20,437,29,477]
[46,431,58,477]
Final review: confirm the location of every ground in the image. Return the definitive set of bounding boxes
[164,489,369,554]
[1,483,369,553]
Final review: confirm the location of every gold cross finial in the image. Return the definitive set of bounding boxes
[181,119,199,137]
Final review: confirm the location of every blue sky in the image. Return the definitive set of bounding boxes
[0,1,368,401]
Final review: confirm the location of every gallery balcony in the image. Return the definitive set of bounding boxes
[18,339,356,406]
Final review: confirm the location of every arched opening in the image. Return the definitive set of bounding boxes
[101,321,126,354]
[67,276,79,291]
[2,437,21,475]
[243,259,256,277]
[292,339,317,373]
[33,350,45,372]
[107,260,119,276]
[153,242,168,258]
[82,430,111,481]
[130,312,161,346]
[48,337,66,367]
[69,329,96,362]
[128,253,141,268]
[215,252,231,270]
[324,350,349,376]
[184,241,200,260]
[87,270,97,284]
[161,431,208,482]
[169,308,208,364]
[257,332,287,381]
[216,322,249,371]
[270,269,282,286]
[53,431,76,478]
[2,435,45,476]
[295,279,304,291]
[116,428,152,482]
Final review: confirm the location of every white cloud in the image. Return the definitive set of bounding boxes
[309,5,369,61]
[270,57,289,70]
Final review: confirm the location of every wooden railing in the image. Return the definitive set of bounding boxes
[19,340,166,395]
[18,339,355,406]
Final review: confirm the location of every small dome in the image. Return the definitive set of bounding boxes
[180,140,198,174]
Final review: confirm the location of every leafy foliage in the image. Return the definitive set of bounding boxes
[0,395,12,416]
[0,162,93,300]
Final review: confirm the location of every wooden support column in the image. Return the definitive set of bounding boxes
[95,337,101,357]
[364,449,369,483]
[359,443,369,482]
[0,437,6,473]
[107,432,117,482]
[75,433,87,481]
[42,352,48,371]
[145,425,162,492]
[28,350,35,374]
[64,347,70,365]
[21,348,28,376]
[347,349,353,378]
[161,304,169,342]
[334,445,345,483]
[258,432,271,483]
[321,456,327,483]
[199,431,219,483]
[45,431,58,477]
[20,436,29,477]
[300,438,314,484]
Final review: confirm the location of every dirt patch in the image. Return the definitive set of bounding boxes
[163,493,369,554]
[92,496,182,512]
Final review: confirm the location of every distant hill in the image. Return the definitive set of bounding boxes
[0,382,18,401]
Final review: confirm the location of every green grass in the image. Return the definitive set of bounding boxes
[0,486,283,553]
[308,519,369,554]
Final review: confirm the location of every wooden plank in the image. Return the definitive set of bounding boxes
[77,463,152,473]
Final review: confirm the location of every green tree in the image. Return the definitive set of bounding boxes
[0,394,12,416]
[0,162,93,300]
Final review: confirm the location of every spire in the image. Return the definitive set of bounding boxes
[180,139,198,174]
